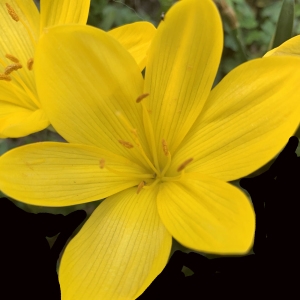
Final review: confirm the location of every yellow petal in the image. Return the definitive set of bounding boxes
[14,0,40,38]
[0,0,38,93]
[0,81,37,109]
[170,56,300,181]
[40,0,90,33]
[144,0,223,167]
[0,102,49,137]
[0,142,149,206]
[59,187,172,300]
[108,22,156,71]
[35,25,150,167]
[157,174,255,254]
[264,35,300,57]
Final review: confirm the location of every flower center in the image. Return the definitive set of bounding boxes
[0,3,39,108]
[100,93,193,194]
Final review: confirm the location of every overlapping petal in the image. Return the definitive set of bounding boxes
[0,142,148,206]
[143,0,223,166]
[35,25,152,167]
[157,174,255,254]
[264,35,300,57]
[59,187,172,300]
[40,0,90,32]
[108,22,156,71]
[0,102,49,137]
[169,57,300,181]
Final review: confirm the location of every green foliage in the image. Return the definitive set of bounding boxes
[216,0,300,81]
[271,0,294,48]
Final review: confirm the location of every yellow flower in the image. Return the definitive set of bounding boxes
[1,0,300,299]
[0,0,155,138]
[264,35,300,57]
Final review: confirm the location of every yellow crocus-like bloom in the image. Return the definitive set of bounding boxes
[0,0,155,138]
[1,0,300,299]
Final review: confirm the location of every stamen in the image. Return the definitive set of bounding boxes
[118,140,134,149]
[162,139,169,156]
[99,159,154,179]
[141,103,160,172]
[4,63,22,75]
[5,54,19,63]
[162,171,185,182]
[161,151,172,178]
[136,93,149,103]
[5,3,19,22]
[5,3,37,46]
[116,110,159,175]
[143,178,160,190]
[137,181,145,194]
[177,158,193,172]
[0,74,11,81]
[27,58,34,70]
[99,159,105,169]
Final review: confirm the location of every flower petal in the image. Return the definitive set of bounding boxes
[59,187,172,300]
[0,0,38,93]
[40,0,90,32]
[108,22,156,71]
[0,101,49,137]
[264,35,300,57]
[14,0,40,37]
[144,0,223,166]
[35,25,150,167]
[157,174,255,254]
[0,142,149,206]
[170,57,300,181]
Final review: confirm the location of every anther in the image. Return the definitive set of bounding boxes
[5,54,19,63]
[177,158,193,172]
[4,63,22,75]
[118,140,134,149]
[99,159,105,169]
[136,93,149,103]
[162,139,169,156]
[5,3,19,22]
[137,181,145,194]
[0,74,11,81]
[27,58,34,70]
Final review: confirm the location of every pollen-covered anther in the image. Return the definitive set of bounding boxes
[137,181,145,194]
[99,159,105,169]
[162,139,169,156]
[136,93,149,103]
[177,158,193,172]
[0,74,11,81]
[118,140,134,149]
[27,58,34,70]
[5,3,19,22]
[5,54,19,63]
[4,63,22,75]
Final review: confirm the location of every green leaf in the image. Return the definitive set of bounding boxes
[271,0,295,49]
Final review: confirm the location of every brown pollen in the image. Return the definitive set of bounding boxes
[136,93,149,103]
[177,158,193,172]
[5,54,19,63]
[5,3,19,22]
[27,58,34,70]
[4,63,22,75]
